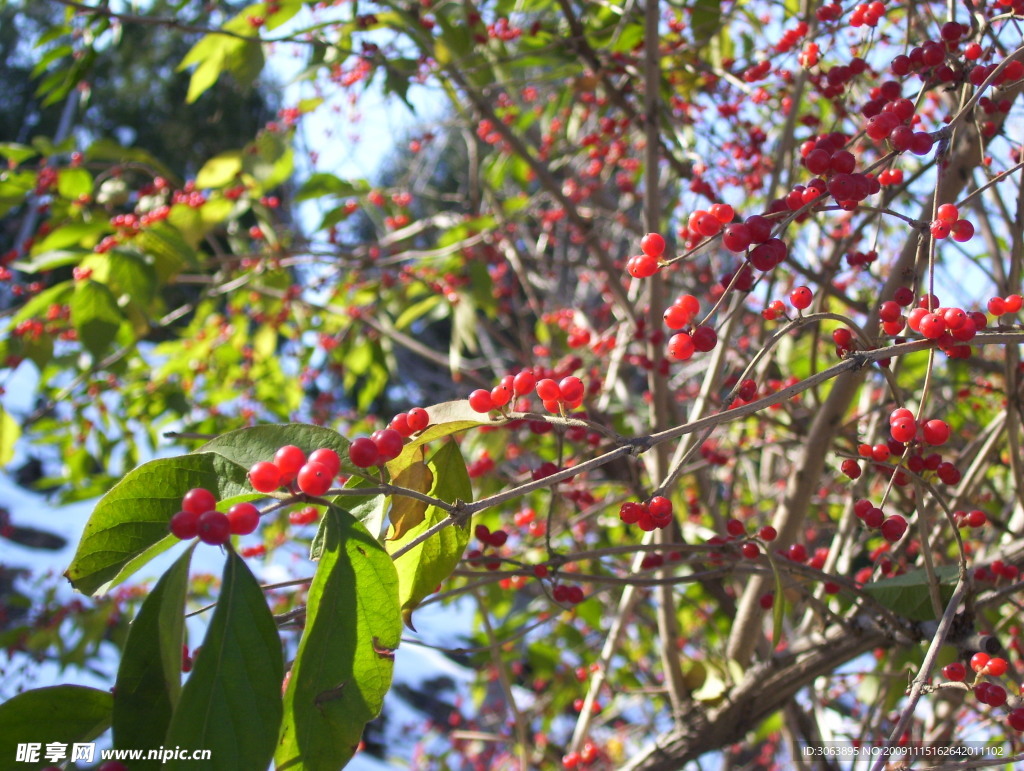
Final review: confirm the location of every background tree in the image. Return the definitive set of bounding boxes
[1,0,1024,769]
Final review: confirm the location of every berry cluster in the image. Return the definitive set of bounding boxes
[853,499,909,542]
[617,497,674,531]
[348,430,404,468]
[466,524,510,571]
[885,292,992,359]
[467,369,587,415]
[941,653,1024,731]
[929,203,974,242]
[249,445,343,494]
[561,740,602,768]
[720,520,779,560]
[169,488,259,545]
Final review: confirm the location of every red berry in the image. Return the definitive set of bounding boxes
[889,407,913,423]
[741,542,760,559]
[371,429,404,461]
[273,445,306,476]
[965,509,986,528]
[248,461,282,493]
[558,376,584,403]
[862,507,884,529]
[745,214,772,243]
[880,515,908,542]
[970,652,991,673]
[667,331,695,360]
[348,437,380,468]
[619,501,645,525]
[308,447,341,477]
[985,656,1008,676]
[626,253,659,278]
[988,297,1007,316]
[879,300,901,322]
[170,510,199,539]
[709,203,734,223]
[789,286,813,310]
[722,223,752,252]
[832,328,853,349]
[929,220,950,240]
[490,383,513,408]
[227,502,260,535]
[1009,708,1024,732]
[640,232,666,258]
[893,287,914,306]
[536,378,560,402]
[950,219,974,242]
[407,407,430,432]
[512,370,536,396]
[468,389,495,413]
[181,488,217,516]
[758,525,777,541]
[692,325,718,352]
[840,459,861,479]
[1005,294,1023,313]
[296,461,333,496]
[890,416,917,443]
[647,495,671,520]
[196,510,231,545]
[726,518,745,537]
[389,412,412,436]
[664,304,693,330]
[941,662,966,681]
[921,419,950,446]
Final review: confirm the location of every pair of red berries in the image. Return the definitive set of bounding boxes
[387,406,430,437]
[888,408,950,445]
[348,429,404,468]
[249,445,342,495]
[169,488,260,545]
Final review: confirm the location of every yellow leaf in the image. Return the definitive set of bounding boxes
[386,450,434,541]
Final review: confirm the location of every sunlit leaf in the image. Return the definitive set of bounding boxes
[277,507,400,770]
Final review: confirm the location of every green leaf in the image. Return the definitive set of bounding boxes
[164,550,283,771]
[30,221,108,254]
[295,172,367,202]
[113,545,194,765]
[179,34,231,103]
[57,167,93,199]
[197,423,351,474]
[0,142,37,165]
[137,223,197,277]
[81,249,159,307]
[196,151,244,189]
[277,507,400,771]
[65,452,248,595]
[0,685,112,771]
[0,406,19,467]
[11,248,89,274]
[70,279,123,358]
[862,565,959,621]
[692,0,723,46]
[387,441,471,625]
